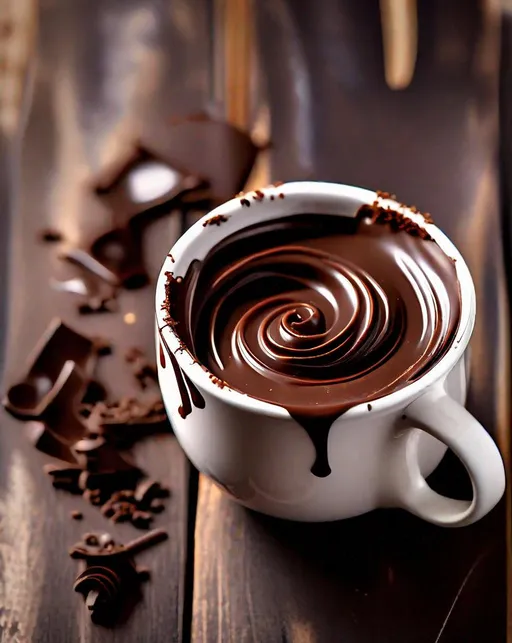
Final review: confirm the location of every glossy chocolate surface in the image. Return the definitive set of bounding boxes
[167,209,461,475]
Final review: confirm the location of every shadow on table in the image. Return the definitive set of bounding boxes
[244,452,505,643]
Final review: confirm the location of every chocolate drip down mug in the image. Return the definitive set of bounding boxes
[155,182,505,526]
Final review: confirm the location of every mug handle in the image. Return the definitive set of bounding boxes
[383,384,506,527]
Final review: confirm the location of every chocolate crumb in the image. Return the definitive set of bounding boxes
[367,404,372,411]
[39,228,64,243]
[253,190,265,201]
[202,214,229,227]
[209,373,226,389]
[71,510,83,520]
[270,195,275,200]
[167,253,175,263]
[240,198,250,207]
[278,193,285,199]
[357,203,433,241]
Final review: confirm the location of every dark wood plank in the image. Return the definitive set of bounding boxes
[192,474,506,643]
[0,0,213,641]
[192,3,509,642]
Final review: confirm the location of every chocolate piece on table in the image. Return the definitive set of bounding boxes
[124,347,158,389]
[92,145,204,217]
[144,113,260,204]
[44,464,82,493]
[134,478,170,506]
[85,396,169,447]
[27,421,77,463]
[3,318,108,420]
[71,434,139,475]
[70,529,168,625]
[64,147,204,290]
[51,260,118,315]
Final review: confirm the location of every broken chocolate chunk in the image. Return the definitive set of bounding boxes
[124,347,158,390]
[84,396,169,448]
[92,145,203,216]
[64,146,204,290]
[143,113,260,204]
[51,261,118,315]
[70,529,168,625]
[3,319,107,421]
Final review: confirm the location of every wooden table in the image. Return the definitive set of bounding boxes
[0,1,509,641]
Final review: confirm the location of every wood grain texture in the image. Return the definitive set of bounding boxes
[0,1,213,641]
[192,4,509,642]
[0,69,189,643]
[192,464,506,643]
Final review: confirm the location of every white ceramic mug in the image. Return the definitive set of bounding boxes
[155,182,506,526]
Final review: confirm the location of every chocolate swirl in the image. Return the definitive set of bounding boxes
[167,212,461,477]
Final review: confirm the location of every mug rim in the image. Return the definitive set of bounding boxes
[155,181,476,420]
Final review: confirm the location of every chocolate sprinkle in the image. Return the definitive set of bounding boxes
[202,214,229,227]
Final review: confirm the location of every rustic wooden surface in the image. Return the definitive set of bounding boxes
[193,3,510,643]
[0,2,210,642]
[0,68,190,643]
[0,1,510,642]
[192,460,506,643]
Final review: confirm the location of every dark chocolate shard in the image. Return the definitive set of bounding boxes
[3,319,107,420]
[64,146,204,290]
[71,435,139,474]
[27,421,77,463]
[85,396,169,448]
[92,145,204,216]
[44,464,82,493]
[124,347,158,390]
[51,261,118,315]
[70,529,168,626]
[36,361,91,445]
[144,113,260,203]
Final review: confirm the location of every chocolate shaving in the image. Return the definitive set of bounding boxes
[64,145,205,290]
[3,319,108,421]
[142,113,260,204]
[51,260,118,315]
[70,529,167,626]
[84,395,169,448]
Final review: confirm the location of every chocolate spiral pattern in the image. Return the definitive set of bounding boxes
[210,245,406,383]
[169,213,461,477]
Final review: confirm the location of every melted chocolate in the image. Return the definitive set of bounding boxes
[166,210,461,477]
[157,324,205,418]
